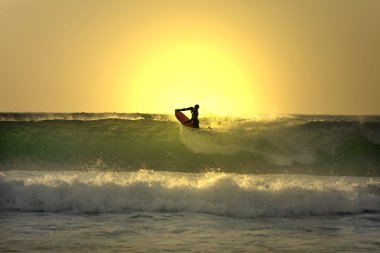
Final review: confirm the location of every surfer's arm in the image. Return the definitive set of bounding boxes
[176,107,193,112]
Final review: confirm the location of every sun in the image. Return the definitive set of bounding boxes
[122,38,258,116]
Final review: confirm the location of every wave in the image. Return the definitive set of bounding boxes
[1,171,379,217]
[1,113,380,176]
[0,112,173,122]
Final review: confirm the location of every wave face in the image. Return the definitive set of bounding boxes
[1,113,380,176]
[1,171,379,217]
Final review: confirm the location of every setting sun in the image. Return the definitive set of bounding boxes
[124,38,258,116]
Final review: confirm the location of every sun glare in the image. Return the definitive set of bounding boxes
[124,39,257,116]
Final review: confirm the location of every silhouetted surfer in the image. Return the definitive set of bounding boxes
[175,104,200,128]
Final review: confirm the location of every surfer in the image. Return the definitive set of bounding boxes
[175,104,200,128]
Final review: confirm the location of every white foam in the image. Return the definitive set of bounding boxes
[1,171,379,218]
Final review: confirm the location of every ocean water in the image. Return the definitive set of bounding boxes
[1,113,380,252]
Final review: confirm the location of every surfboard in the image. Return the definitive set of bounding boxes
[175,111,194,128]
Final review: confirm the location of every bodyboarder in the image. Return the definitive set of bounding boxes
[175,104,200,128]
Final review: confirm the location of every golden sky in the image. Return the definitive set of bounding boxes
[1,0,380,115]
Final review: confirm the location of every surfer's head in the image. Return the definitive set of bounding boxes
[195,104,200,109]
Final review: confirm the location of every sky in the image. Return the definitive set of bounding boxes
[1,0,380,116]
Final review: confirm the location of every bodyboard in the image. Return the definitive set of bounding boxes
[175,111,194,128]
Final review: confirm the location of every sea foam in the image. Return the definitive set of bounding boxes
[1,170,379,218]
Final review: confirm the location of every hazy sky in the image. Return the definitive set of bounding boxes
[1,0,380,115]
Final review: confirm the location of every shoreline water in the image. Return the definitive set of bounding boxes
[1,170,380,252]
[2,207,380,252]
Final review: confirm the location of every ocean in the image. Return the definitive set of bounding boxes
[1,113,380,252]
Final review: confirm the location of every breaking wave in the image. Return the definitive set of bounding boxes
[1,171,379,217]
[1,113,380,176]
